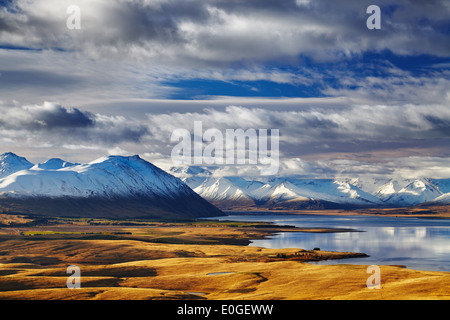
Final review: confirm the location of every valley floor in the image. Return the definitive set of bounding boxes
[0,214,448,300]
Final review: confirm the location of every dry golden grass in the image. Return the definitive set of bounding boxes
[0,218,449,300]
[0,238,448,300]
[0,214,34,225]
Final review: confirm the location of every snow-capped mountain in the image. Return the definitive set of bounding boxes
[176,174,386,210]
[192,177,254,204]
[380,179,442,206]
[0,152,34,178]
[35,158,79,170]
[170,166,450,209]
[430,178,450,194]
[0,153,223,219]
[431,193,450,205]
[428,179,450,205]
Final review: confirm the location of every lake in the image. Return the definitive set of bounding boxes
[213,213,450,272]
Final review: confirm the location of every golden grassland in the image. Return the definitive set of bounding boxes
[0,211,448,300]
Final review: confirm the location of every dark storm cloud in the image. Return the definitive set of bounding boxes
[0,102,93,130]
[28,103,94,129]
[423,115,450,137]
[0,102,150,145]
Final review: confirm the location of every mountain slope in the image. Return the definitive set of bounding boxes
[172,166,450,209]
[36,158,79,170]
[0,153,223,219]
[0,153,34,178]
[183,176,385,210]
[382,179,442,206]
[191,177,256,209]
[430,178,450,194]
[430,193,450,205]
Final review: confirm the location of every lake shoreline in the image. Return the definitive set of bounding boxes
[220,212,450,273]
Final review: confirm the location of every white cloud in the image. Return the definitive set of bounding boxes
[1,0,449,180]
[324,68,450,106]
[145,103,450,147]
[2,0,449,64]
[0,99,448,179]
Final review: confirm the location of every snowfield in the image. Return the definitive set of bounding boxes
[0,154,191,199]
[171,166,450,208]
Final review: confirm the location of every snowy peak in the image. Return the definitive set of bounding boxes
[4,156,448,214]
[403,179,436,194]
[375,180,401,200]
[177,165,450,208]
[385,178,442,206]
[281,179,383,206]
[0,152,34,178]
[193,177,254,204]
[185,175,385,209]
[0,153,223,219]
[0,154,191,199]
[265,182,309,202]
[36,158,79,170]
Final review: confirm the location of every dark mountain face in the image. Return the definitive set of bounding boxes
[0,193,224,219]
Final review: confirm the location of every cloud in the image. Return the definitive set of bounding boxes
[323,65,450,106]
[0,101,150,147]
[24,102,94,129]
[1,0,449,180]
[278,156,450,179]
[0,100,449,179]
[143,102,450,176]
[388,156,450,179]
[1,0,449,65]
[1,1,448,106]
[146,103,450,147]
[0,49,177,105]
[0,102,94,130]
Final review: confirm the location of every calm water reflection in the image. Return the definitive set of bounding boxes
[214,213,450,272]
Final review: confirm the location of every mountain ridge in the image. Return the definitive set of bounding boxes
[1,153,447,217]
[169,166,450,210]
[0,153,224,219]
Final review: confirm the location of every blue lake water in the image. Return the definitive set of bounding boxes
[212,213,450,272]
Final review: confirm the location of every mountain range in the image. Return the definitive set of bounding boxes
[0,151,448,219]
[169,166,450,210]
[0,153,223,219]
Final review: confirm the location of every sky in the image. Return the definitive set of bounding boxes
[0,0,449,179]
